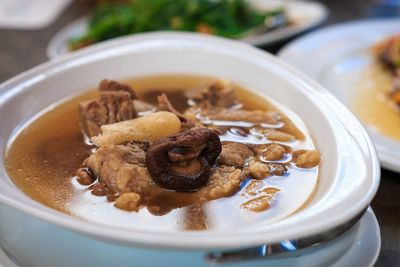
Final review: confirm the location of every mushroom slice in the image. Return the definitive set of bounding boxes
[145,128,222,192]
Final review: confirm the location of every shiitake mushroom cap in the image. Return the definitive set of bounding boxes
[145,128,221,192]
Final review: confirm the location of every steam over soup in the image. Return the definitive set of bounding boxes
[5,75,321,231]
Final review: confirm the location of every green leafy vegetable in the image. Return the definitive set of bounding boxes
[69,0,285,50]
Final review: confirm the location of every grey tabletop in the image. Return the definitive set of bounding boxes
[0,0,399,266]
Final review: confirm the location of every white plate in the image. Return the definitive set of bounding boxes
[0,0,72,30]
[46,0,327,58]
[0,207,380,267]
[278,18,400,172]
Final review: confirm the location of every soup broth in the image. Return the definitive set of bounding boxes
[5,75,319,231]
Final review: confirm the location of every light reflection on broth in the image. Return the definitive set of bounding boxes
[5,75,319,231]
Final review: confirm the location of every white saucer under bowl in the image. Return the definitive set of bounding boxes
[278,18,400,173]
[0,207,380,267]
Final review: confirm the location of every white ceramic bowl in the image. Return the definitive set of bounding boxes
[0,33,379,259]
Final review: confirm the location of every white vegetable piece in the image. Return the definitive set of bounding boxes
[92,111,181,146]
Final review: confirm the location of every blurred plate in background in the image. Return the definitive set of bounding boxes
[0,0,72,30]
[47,0,327,59]
[279,18,400,172]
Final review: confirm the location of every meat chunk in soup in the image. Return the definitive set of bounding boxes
[79,80,138,137]
[293,150,321,168]
[74,77,321,214]
[197,165,243,199]
[157,93,195,130]
[186,79,238,108]
[258,143,289,161]
[245,158,271,180]
[86,142,152,194]
[115,192,142,211]
[218,142,254,168]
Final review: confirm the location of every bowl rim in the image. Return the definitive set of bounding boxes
[0,32,380,250]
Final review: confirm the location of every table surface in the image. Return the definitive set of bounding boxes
[0,0,399,266]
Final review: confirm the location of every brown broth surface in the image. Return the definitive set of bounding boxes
[5,75,318,231]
